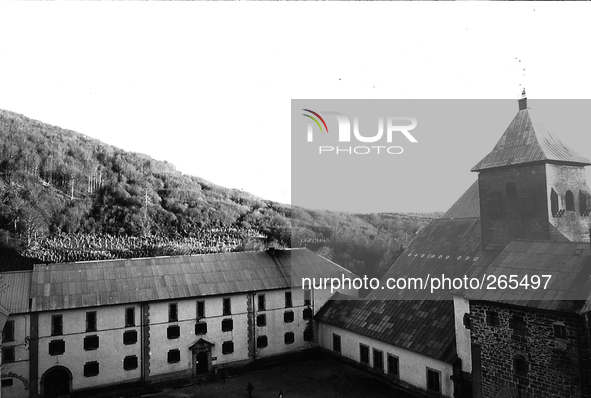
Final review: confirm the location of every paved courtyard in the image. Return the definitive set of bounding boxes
[141,358,416,398]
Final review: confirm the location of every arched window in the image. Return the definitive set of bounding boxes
[580,191,588,216]
[551,188,558,216]
[513,354,528,376]
[565,190,575,211]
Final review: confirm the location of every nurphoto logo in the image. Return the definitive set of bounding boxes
[302,109,418,155]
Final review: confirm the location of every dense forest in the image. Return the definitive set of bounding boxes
[0,109,439,277]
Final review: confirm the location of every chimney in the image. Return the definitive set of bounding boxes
[518,88,527,111]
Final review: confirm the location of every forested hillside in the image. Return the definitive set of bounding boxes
[0,109,437,277]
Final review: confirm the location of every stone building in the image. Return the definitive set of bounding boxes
[0,248,357,398]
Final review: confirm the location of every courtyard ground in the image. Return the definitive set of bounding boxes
[140,358,417,398]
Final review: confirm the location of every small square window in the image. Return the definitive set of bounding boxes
[285,291,292,308]
[49,340,65,356]
[554,323,567,339]
[333,334,341,353]
[222,319,233,332]
[486,311,500,327]
[284,311,294,323]
[284,332,295,345]
[86,311,97,332]
[510,315,526,335]
[195,322,207,335]
[123,330,138,345]
[1,379,14,388]
[303,328,313,342]
[123,355,138,370]
[223,298,231,316]
[197,301,205,319]
[84,335,99,351]
[169,303,178,322]
[222,341,234,355]
[84,361,99,377]
[2,347,15,363]
[167,325,180,339]
[52,315,63,336]
[303,307,313,320]
[125,308,135,327]
[3,320,14,342]
[167,349,180,363]
[257,335,268,348]
[360,344,369,365]
[258,294,266,311]
[373,349,384,371]
[387,355,399,378]
[256,314,267,327]
[427,368,441,393]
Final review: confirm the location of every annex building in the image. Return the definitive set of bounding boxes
[0,248,357,398]
[316,95,591,398]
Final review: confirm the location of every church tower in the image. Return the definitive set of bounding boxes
[472,92,591,248]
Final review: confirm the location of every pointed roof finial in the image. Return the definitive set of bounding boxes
[518,88,527,110]
[521,88,526,98]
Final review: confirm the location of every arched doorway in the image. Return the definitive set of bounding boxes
[41,366,71,398]
[195,351,209,374]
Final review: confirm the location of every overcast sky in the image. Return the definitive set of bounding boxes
[1,3,591,213]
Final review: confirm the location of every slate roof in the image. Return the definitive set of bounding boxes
[472,108,591,172]
[0,271,32,314]
[28,248,356,312]
[443,180,479,219]
[466,241,591,313]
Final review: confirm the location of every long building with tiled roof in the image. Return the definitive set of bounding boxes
[316,94,591,398]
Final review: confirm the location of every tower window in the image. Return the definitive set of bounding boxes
[579,191,588,216]
[566,190,575,211]
[3,320,14,342]
[86,311,97,332]
[514,354,528,376]
[551,188,559,216]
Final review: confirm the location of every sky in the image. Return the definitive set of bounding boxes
[1,3,591,213]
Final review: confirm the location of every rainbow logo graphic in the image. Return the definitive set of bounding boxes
[302,109,329,135]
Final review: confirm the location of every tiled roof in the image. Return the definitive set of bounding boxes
[442,180,480,219]
[0,271,31,314]
[466,241,591,313]
[29,248,355,312]
[472,108,591,172]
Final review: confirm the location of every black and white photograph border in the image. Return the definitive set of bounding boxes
[1,2,591,398]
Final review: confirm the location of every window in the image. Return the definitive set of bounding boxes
[1,379,14,388]
[167,325,180,339]
[257,336,268,348]
[303,307,312,320]
[566,190,575,211]
[222,341,234,355]
[486,311,500,327]
[51,315,63,336]
[284,332,295,345]
[125,307,135,327]
[84,361,99,377]
[551,188,559,216]
[49,340,65,356]
[256,314,267,327]
[514,355,528,376]
[169,303,178,322]
[580,191,588,216]
[84,335,99,351]
[359,344,369,365]
[285,291,292,308]
[304,289,311,306]
[506,182,517,200]
[284,311,294,323]
[258,294,266,311]
[554,323,567,339]
[510,315,526,335]
[195,322,208,335]
[222,319,233,332]
[123,330,138,345]
[373,349,384,371]
[2,347,15,363]
[332,334,341,353]
[427,368,441,393]
[387,355,399,377]
[197,301,205,319]
[86,311,97,332]
[223,298,231,315]
[463,313,471,329]
[167,349,180,363]
[3,320,14,342]
[303,328,313,342]
[123,355,138,370]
